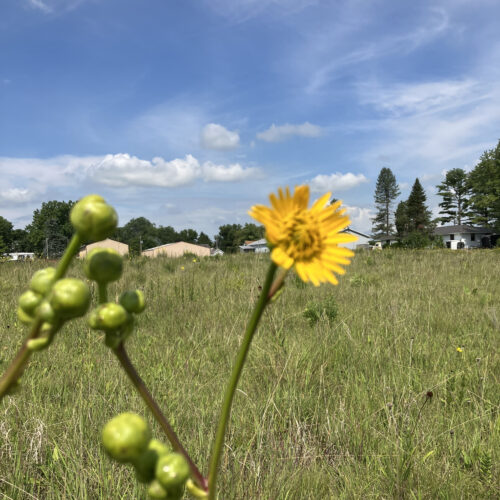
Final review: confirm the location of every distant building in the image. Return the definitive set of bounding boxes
[4,252,35,261]
[239,238,269,253]
[142,241,211,258]
[210,248,224,256]
[342,228,372,250]
[78,238,129,258]
[433,225,493,249]
[372,234,399,246]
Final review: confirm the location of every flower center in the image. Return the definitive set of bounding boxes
[281,212,323,261]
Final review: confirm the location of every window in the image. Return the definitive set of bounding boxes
[450,234,454,240]
[471,233,475,241]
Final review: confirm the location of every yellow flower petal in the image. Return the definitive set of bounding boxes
[250,185,357,285]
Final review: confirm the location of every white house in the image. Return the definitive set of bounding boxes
[239,238,269,253]
[341,228,372,250]
[4,252,35,261]
[433,225,492,249]
[372,233,399,247]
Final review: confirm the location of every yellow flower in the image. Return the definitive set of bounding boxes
[249,185,357,285]
[456,347,463,353]
[181,266,185,270]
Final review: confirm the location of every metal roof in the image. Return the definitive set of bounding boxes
[433,225,492,235]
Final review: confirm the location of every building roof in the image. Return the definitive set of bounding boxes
[142,241,207,252]
[342,227,371,239]
[372,233,398,241]
[433,225,492,235]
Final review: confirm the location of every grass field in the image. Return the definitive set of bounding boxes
[0,249,499,499]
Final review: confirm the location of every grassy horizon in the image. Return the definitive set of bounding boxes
[1,249,499,499]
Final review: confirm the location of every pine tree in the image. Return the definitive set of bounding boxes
[406,178,431,232]
[372,167,400,236]
[467,140,500,231]
[436,168,469,225]
[395,200,409,237]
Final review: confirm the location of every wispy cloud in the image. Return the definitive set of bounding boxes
[309,172,368,192]
[27,0,52,13]
[296,7,449,94]
[201,123,240,150]
[0,188,37,205]
[257,122,322,142]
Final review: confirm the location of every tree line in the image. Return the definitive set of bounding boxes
[0,204,265,257]
[372,139,500,246]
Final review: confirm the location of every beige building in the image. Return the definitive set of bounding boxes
[78,238,129,258]
[142,241,210,258]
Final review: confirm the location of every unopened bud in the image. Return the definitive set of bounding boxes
[119,290,146,314]
[30,267,56,295]
[50,278,90,319]
[155,452,190,490]
[84,248,123,283]
[134,439,170,484]
[88,303,129,332]
[17,307,34,325]
[70,194,118,242]
[147,480,168,499]
[19,290,42,315]
[101,412,151,463]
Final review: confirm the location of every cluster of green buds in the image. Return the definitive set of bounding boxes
[102,413,191,499]
[84,246,145,348]
[16,195,119,352]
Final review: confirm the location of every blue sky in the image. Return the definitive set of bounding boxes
[1,0,500,237]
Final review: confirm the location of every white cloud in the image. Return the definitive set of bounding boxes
[202,162,260,182]
[309,172,368,192]
[0,188,35,205]
[256,122,322,142]
[343,204,374,236]
[201,123,240,150]
[28,0,52,12]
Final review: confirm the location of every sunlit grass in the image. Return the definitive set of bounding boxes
[0,249,499,498]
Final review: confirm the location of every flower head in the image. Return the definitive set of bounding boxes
[249,185,357,285]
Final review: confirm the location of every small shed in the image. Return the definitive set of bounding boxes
[142,241,211,258]
[78,238,129,258]
[372,234,399,246]
[433,225,492,249]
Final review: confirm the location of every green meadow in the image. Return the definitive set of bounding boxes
[1,250,499,499]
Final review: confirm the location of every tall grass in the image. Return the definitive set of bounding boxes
[0,249,499,498]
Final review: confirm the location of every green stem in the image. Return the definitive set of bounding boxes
[54,233,82,281]
[207,262,277,499]
[113,343,208,492]
[0,234,81,401]
[98,282,108,304]
[0,320,42,401]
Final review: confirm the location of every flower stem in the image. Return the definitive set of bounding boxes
[98,282,108,304]
[207,262,277,499]
[54,233,82,281]
[0,234,82,401]
[0,320,42,401]
[113,343,208,492]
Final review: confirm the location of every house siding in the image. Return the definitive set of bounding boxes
[142,242,210,258]
[78,238,129,258]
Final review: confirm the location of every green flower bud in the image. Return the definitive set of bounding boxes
[30,267,56,295]
[19,290,42,315]
[147,480,168,499]
[133,439,170,484]
[155,452,190,490]
[36,300,57,323]
[119,290,146,314]
[88,303,129,332]
[101,412,151,463]
[70,194,118,242]
[17,307,34,325]
[50,278,90,319]
[84,248,123,283]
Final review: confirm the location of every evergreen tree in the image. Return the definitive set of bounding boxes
[395,201,409,237]
[406,178,431,232]
[467,140,500,230]
[436,168,469,225]
[372,167,400,236]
